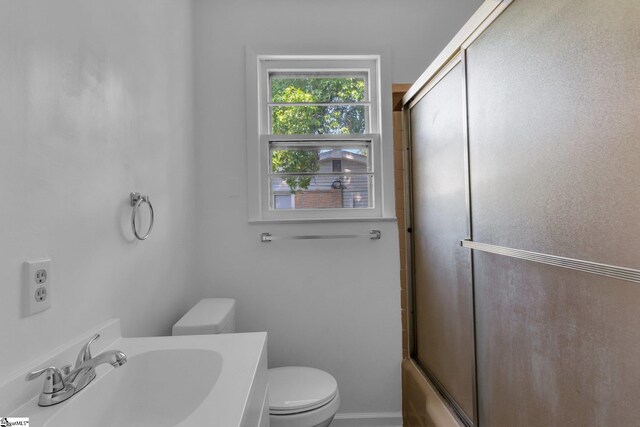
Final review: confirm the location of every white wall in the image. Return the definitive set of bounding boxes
[192,0,482,414]
[0,0,197,380]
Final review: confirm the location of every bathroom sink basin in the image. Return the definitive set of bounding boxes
[45,349,222,426]
[4,320,268,427]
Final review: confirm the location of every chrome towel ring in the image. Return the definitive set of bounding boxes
[130,192,154,240]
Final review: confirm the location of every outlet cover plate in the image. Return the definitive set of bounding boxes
[24,259,52,316]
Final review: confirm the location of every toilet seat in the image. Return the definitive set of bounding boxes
[268,367,338,415]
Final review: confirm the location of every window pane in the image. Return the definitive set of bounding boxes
[271,105,368,134]
[271,145,370,175]
[270,75,367,103]
[274,194,293,209]
[270,175,372,209]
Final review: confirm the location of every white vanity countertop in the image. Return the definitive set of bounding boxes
[1,319,268,427]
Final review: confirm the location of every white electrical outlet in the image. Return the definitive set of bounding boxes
[24,259,52,316]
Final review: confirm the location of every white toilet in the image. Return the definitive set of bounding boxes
[172,298,340,427]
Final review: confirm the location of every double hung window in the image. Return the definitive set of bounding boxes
[250,55,383,221]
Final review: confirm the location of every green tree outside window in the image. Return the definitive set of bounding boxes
[270,76,366,192]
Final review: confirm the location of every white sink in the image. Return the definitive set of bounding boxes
[46,349,222,426]
[2,320,269,427]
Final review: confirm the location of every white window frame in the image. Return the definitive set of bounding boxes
[246,51,393,222]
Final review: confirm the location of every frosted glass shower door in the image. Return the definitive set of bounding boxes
[408,58,475,425]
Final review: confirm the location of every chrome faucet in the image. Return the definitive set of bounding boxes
[26,333,127,407]
[75,333,100,368]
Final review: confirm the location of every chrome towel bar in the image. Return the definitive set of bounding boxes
[460,239,640,284]
[130,192,154,241]
[261,230,381,243]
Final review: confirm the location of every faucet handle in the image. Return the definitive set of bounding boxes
[26,367,66,394]
[75,333,100,369]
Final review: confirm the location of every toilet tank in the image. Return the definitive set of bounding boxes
[172,298,236,335]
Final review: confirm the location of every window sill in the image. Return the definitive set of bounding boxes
[248,216,397,224]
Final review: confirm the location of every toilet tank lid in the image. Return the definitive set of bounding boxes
[174,298,236,333]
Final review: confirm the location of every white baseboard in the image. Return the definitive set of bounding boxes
[331,412,403,427]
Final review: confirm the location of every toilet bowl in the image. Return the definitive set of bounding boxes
[173,298,340,427]
[268,366,340,427]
